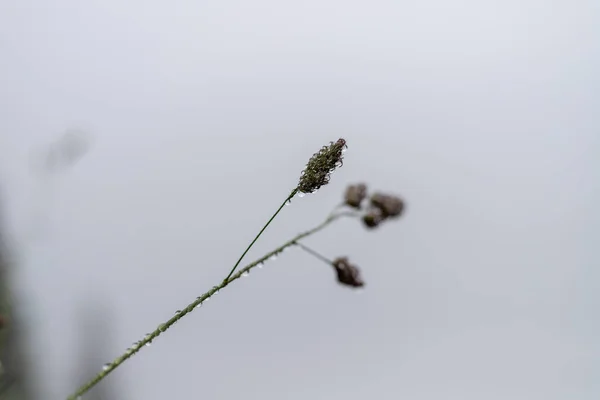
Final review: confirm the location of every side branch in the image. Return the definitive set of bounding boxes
[66,209,351,400]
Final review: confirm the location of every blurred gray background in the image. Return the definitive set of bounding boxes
[1,0,599,399]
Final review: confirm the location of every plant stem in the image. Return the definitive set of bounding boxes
[66,206,352,400]
[223,188,297,283]
[294,242,334,265]
[326,201,346,219]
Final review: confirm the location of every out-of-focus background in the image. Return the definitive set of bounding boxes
[1,1,599,399]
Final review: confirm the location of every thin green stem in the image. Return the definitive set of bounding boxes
[223,188,298,283]
[295,242,334,265]
[326,201,346,219]
[66,205,352,400]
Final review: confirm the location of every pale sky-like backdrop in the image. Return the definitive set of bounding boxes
[1,1,599,399]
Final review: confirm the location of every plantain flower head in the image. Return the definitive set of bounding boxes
[298,138,347,194]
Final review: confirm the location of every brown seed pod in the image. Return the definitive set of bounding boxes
[370,193,405,218]
[332,257,365,288]
[344,183,368,209]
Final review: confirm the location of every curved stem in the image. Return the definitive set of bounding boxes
[66,204,351,400]
[326,201,346,219]
[223,188,297,283]
[295,242,334,265]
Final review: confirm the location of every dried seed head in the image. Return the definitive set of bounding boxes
[344,183,367,208]
[298,138,347,194]
[370,193,405,218]
[332,257,365,288]
[362,209,385,229]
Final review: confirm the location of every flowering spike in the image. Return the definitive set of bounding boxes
[298,138,347,194]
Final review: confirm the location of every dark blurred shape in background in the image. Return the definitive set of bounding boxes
[0,194,36,400]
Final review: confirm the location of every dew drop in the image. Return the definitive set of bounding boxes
[145,342,152,347]
[297,192,306,198]
[269,254,278,261]
[205,297,211,302]
[175,310,182,315]
[242,271,250,277]
[102,363,111,371]
[257,263,264,269]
